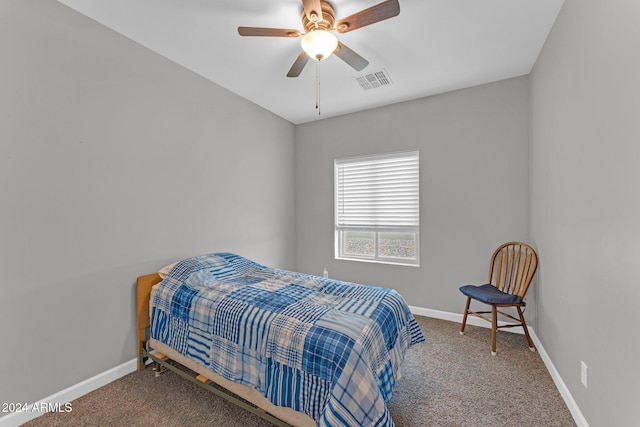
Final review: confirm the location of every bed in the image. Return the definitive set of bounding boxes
[136,252,425,426]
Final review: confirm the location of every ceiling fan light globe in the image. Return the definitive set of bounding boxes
[301,30,338,61]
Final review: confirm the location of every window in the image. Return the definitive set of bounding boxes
[335,151,419,266]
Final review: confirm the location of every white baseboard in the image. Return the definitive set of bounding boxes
[0,359,138,427]
[409,305,526,333]
[1,308,587,427]
[410,305,589,427]
[528,329,590,427]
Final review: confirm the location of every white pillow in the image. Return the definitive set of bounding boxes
[158,262,178,279]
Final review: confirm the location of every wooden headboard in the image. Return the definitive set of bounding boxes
[136,273,162,370]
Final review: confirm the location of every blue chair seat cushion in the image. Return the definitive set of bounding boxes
[459,284,523,305]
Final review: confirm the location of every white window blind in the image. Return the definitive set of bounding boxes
[335,151,419,231]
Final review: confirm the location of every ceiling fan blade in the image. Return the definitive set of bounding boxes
[302,0,323,24]
[287,51,310,77]
[238,27,301,37]
[333,42,369,71]
[336,0,400,33]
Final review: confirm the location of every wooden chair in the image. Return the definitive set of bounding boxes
[459,241,538,355]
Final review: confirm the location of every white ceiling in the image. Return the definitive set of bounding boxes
[56,0,564,124]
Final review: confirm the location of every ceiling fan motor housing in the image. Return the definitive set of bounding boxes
[302,0,336,33]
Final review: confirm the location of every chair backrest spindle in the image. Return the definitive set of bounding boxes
[488,242,538,298]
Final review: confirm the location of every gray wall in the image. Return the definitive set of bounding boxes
[530,0,640,425]
[295,76,531,317]
[0,0,295,405]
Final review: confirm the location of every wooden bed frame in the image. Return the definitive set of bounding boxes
[135,273,314,427]
[136,273,162,371]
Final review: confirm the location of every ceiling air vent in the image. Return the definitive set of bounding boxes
[356,69,393,91]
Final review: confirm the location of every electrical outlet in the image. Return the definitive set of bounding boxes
[581,361,588,389]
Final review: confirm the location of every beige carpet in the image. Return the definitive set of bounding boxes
[23,316,576,426]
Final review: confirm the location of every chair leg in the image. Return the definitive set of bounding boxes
[460,297,471,335]
[517,306,535,352]
[491,305,497,355]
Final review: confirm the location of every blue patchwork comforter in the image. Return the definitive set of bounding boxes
[150,253,424,426]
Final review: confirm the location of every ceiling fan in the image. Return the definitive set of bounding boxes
[238,0,400,77]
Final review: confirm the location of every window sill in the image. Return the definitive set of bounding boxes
[335,256,420,268]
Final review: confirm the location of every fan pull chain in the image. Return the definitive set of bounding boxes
[315,60,321,115]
